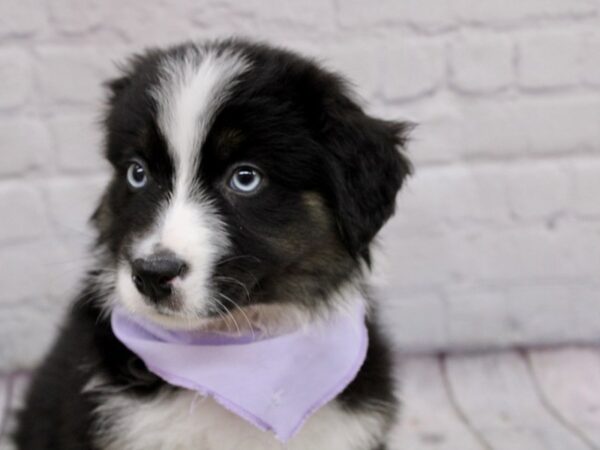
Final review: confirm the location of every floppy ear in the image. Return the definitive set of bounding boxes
[321,95,412,262]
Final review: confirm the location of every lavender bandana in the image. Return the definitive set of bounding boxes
[111,303,368,442]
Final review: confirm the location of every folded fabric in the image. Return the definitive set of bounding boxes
[111,301,368,442]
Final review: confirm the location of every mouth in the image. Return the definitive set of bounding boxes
[114,256,250,331]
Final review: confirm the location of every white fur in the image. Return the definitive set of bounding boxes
[116,194,229,329]
[153,47,249,183]
[94,388,385,450]
[115,48,250,327]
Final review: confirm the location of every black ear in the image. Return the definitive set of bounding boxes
[322,95,412,262]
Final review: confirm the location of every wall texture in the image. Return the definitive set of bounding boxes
[1,0,600,369]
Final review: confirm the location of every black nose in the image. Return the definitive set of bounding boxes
[131,254,187,301]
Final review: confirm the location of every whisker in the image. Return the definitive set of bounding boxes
[213,275,251,302]
[210,298,235,335]
[217,292,255,340]
[211,296,241,336]
[216,254,261,266]
[217,267,261,288]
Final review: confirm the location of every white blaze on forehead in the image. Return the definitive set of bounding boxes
[154,47,250,190]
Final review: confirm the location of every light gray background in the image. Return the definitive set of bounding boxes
[1,0,599,370]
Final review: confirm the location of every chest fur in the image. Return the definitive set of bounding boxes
[94,389,383,450]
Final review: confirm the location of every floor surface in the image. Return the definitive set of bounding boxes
[2,346,599,449]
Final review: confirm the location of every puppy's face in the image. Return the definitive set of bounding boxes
[93,41,410,330]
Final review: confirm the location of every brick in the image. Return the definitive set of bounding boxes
[517,32,584,89]
[0,237,89,306]
[380,41,445,101]
[245,0,336,30]
[45,235,93,302]
[399,99,463,164]
[37,47,114,106]
[0,0,46,37]
[180,2,259,38]
[572,159,600,216]
[322,42,381,100]
[460,101,529,157]
[569,222,600,279]
[0,300,63,369]
[0,119,49,175]
[379,231,461,288]
[337,0,456,32]
[450,36,514,94]
[0,184,48,243]
[48,115,107,172]
[48,0,105,33]
[0,49,33,109]
[375,287,448,350]
[446,289,513,348]
[396,0,458,32]
[0,242,52,304]
[99,3,200,46]
[392,165,510,235]
[506,162,570,220]
[454,227,582,283]
[570,285,600,339]
[504,285,577,344]
[461,99,600,157]
[45,176,108,237]
[583,32,600,86]
[388,176,441,237]
[517,99,600,154]
[454,0,597,26]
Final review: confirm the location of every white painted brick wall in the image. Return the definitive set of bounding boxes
[449,36,514,94]
[1,0,600,369]
[517,31,585,89]
[573,159,600,216]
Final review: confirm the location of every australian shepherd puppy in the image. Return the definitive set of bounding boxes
[16,39,411,450]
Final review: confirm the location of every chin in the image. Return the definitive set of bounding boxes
[16,38,412,450]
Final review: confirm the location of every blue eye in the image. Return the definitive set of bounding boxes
[127,161,147,189]
[229,166,263,194]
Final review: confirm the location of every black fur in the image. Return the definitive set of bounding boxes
[16,38,410,449]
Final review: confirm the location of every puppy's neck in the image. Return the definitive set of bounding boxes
[200,284,367,337]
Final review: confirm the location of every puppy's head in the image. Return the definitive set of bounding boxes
[92,40,411,330]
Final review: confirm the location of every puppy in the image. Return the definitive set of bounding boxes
[15,39,411,450]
